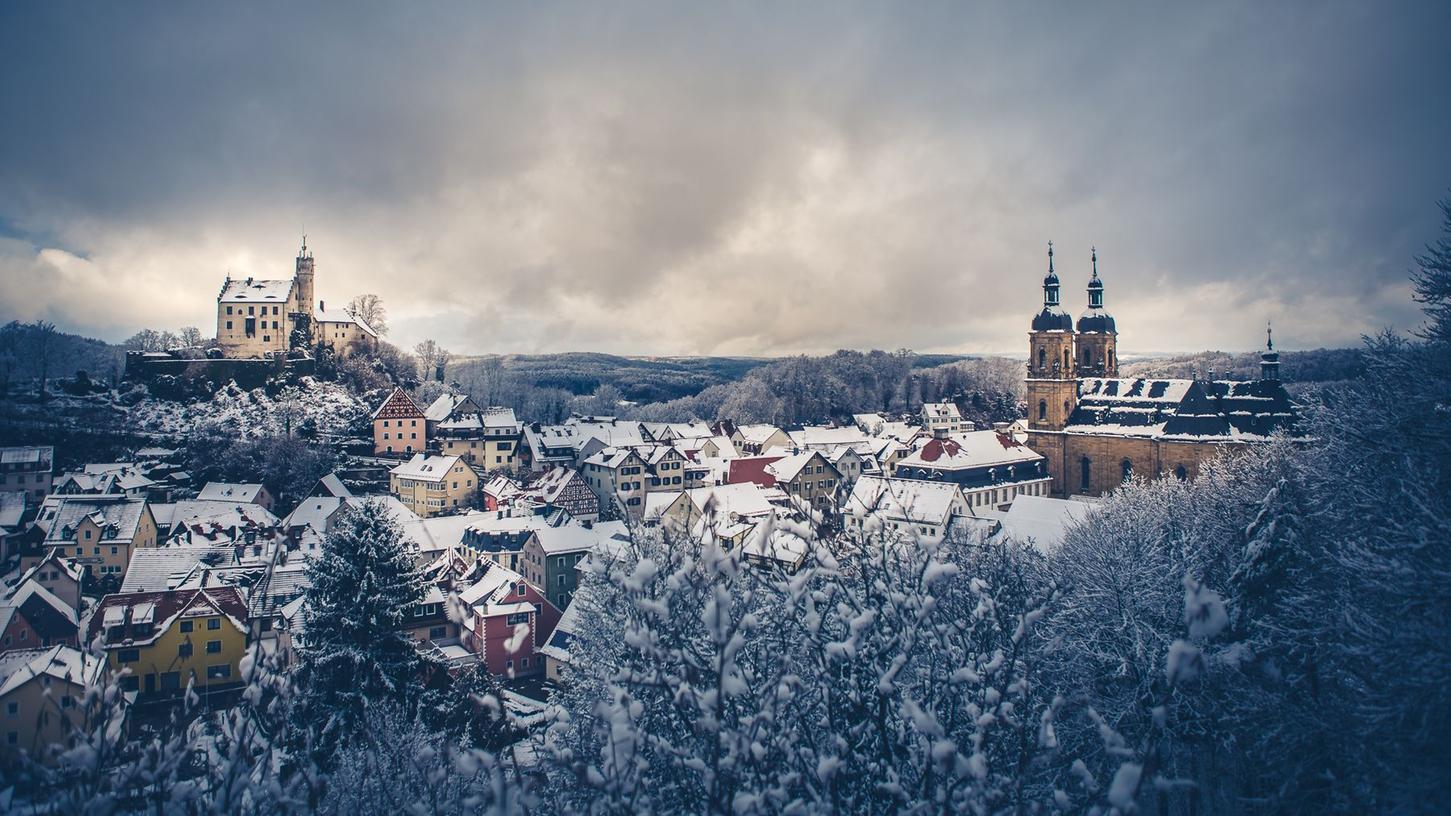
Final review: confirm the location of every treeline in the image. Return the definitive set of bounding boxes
[1122,346,1363,391]
[0,320,126,394]
[451,352,775,404]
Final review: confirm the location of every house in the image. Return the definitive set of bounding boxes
[455,560,563,678]
[787,426,871,452]
[195,482,274,512]
[164,500,284,554]
[580,447,650,517]
[371,387,427,456]
[764,451,842,511]
[53,465,155,498]
[520,521,628,610]
[521,424,577,473]
[401,584,457,644]
[389,454,480,518]
[424,392,480,429]
[0,491,29,562]
[87,586,250,696]
[0,582,79,652]
[724,455,786,489]
[732,424,791,456]
[10,551,83,612]
[27,496,157,583]
[457,510,557,573]
[314,298,378,354]
[537,599,585,683]
[0,446,54,502]
[892,429,1052,512]
[436,407,524,472]
[842,476,979,544]
[481,475,523,512]
[520,468,599,521]
[852,413,888,436]
[0,645,110,766]
[922,402,971,436]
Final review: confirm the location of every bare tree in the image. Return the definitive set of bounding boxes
[30,320,57,398]
[179,326,203,348]
[348,294,388,336]
[414,339,450,383]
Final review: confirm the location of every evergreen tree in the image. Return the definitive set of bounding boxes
[294,500,431,752]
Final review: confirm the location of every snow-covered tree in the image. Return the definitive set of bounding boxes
[294,500,433,758]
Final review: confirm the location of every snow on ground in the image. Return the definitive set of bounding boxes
[127,377,369,440]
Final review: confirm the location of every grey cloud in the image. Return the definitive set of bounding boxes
[0,2,1446,355]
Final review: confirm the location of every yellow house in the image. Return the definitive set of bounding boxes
[87,587,250,697]
[390,454,480,518]
[29,496,157,583]
[0,645,108,766]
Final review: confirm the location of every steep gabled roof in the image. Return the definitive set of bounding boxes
[0,646,104,700]
[370,387,425,422]
[219,277,294,303]
[87,586,249,647]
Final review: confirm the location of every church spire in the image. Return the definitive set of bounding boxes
[1042,240,1061,308]
[1086,246,1104,309]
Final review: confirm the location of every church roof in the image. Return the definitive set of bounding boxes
[1031,307,1074,332]
[1075,309,1117,334]
[1064,377,1298,441]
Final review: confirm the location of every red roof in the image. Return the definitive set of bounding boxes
[371,387,425,422]
[726,456,783,488]
[87,586,249,646]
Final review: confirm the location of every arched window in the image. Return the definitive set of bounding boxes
[1121,459,1133,483]
[1080,457,1091,491]
[1108,349,1115,369]
[1174,465,1188,481]
[1037,347,1046,370]
[1063,399,1071,417]
[1038,400,1047,421]
[1083,348,1092,367]
[1063,349,1070,370]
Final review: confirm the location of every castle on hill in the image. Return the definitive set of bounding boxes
[1023,243,1298,497]
[215,240,377,359]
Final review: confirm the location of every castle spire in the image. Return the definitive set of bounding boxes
[1085,246,1104,309]
[1042,240,1061,308]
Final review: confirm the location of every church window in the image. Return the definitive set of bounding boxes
[1121,459,1133,483]
[1174,465,1188,481]
[1063,400,1070,416]
[1063,349,1070,370]
[1080,457,1091,491]
[1108,349,1115,369]
[1083,349,1092,367]
[1037,347,1046,370]
[1037,400,1047,421]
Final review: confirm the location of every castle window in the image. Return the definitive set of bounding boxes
[1174,465,1188,481]
[226,321,232,330]
[1121,459,1133,483]
[273,306,279,315]
[1080,457,1091,491]
[1037,400,1047,421]
[226,306,233,315]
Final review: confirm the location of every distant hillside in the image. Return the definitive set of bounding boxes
[1120,347,1362,390]
[0,320,126,392]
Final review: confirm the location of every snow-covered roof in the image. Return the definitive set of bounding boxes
[0,645,104,700]
[844,476,969,526]
[390,453,470,483]
[788,426,871,450]
[922,402,963,420]
[219,277,294,303]
[424,393,472,423]
[765,452,829,483]
[120,544,240,592]
[534,522,615,556]
[735,424,785,444]
[992,495,1100,554]
[0,491,25,529]
[196,482,266,504]
[42,497,150,545]
[282,496,344,533]
[896,431,1043,472]
[0,445,51,466]
[315,301,378,338]
[687,482,779,521]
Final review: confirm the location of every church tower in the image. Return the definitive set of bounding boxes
[1074,247,1118,377]
[1026,242,1078,431]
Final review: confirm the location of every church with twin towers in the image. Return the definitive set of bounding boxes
[1022,242,1298,498]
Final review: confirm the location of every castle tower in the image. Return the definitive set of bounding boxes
[1260,323,1280,381]
[1074,247,1119,377]
[294,236,316,312]
[1026,241,1078,431]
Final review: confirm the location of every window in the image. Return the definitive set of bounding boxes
[1063,349,1069,370]
[521,657,529,668]
[428,626,447,639]
[178,642,193,658]
[206,664,232,680]
[206,640,222,654]
[1174,465,1188,481]
[208,618,220,630]
[1037,347,1045,369]
[226,320,233,330]
[226,306,233,315]
[517,584,526,596]
[5,702,16,718]
[84,529,92,540]
[118,648,140,663]
[1080,457,1091,492]
[1037,400,1047,421]
[1121,459,1133,483]
[505,612,529,625]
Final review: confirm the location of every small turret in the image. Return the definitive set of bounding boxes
[1031,241,1074,331]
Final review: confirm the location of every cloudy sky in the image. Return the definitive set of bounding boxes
[1,2,1448,357]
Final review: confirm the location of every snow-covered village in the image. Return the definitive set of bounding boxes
[1,4,1449,815]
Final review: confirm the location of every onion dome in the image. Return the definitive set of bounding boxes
[1032,241,1074,330]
